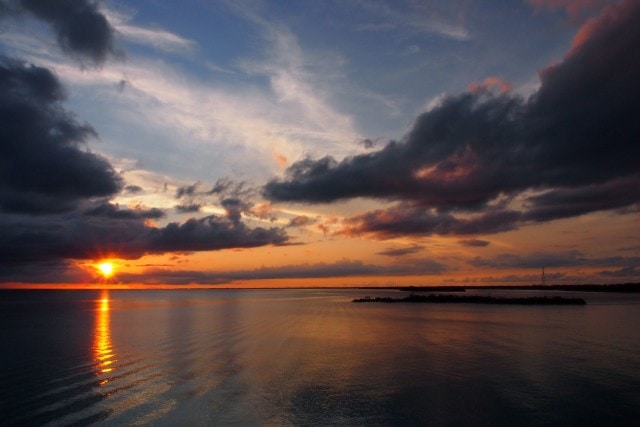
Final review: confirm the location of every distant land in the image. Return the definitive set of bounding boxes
[353,294,587,305]
[394,283,640,293]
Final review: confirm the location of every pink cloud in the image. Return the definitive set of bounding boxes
[468,76,512,94]
[569,0,629,50]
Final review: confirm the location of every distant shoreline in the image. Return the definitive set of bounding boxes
[353,294,587,305]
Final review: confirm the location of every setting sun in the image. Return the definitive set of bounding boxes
[97,262,114,278]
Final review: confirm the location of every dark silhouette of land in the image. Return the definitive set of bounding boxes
[353,294,587,305]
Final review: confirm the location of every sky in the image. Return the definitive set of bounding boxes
[0,0,638,288]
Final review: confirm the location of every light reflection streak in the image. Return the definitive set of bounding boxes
[94,290,116,385]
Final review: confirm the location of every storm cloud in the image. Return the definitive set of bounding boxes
[148,215,288,253]
[0,0,117,65]
[341,204,521,239]
[264,0,640,237]
[0,208,288,275]
[0,57,122,214]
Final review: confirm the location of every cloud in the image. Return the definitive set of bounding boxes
[148,215,288,253]
[287,215,317,228]
[0,57,122,214]
[4,7,361,185]
[175,203,201,213]
[0,207,288,273]
[101,4,196,54]
[1,0,118,65]
[0,2,293,283]
[175,182,200,198]
[0,211,150,263]
[124,185,143,194]
[84,202,164,220]
[117,24,196,54]
[354,0,470,41]
[523,176,640,222]
[598,266,639,278]
[117,258,448,285]
[458,239,490,247]
[0,259,91,284]
[468,76,512,94]
[377,245,424,257]
[469,251,640,269]
[264,0,640,237]
[456,272,566,284]
[341,204,521,239]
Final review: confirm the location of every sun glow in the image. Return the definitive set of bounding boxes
[97,262,114,278]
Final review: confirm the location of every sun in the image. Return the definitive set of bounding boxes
[97,262,114,278]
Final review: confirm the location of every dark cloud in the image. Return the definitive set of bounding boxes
[116,269,229,286]
[0,57,122,214]
[84,202,165,220]
[175,182,200,198]
[124,185,143,194]
[0,208,289,278]
[469,251,640,269]
[598,266,639,278]
[207,178,235,195]
[359,137,386,149]
[148,215,288,253]
[523,176,640,222]
[221,197,251,225]
[0,259,90,283]
[175,179,257,223]
[0,211,150,263]
[360,138,375,149]
[458,239,490,247]
[287,215,317,228]
[264,0,640,236]
[341,204,520,238]
[377,245,424,257]
[117,258,448,285]
[1,0,118,65]
[175,203,201,213]
[618,245,640,253]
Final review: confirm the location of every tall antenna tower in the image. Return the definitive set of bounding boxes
[541,266,546,287]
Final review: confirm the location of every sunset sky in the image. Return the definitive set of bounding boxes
[0,0,638,288]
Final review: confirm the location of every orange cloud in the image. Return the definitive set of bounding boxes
[250,202,275,220]
[272,147,288,168]
[468,76,512,94]
[569,1,623,51]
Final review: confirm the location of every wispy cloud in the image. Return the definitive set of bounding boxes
[102,6,197,54]
[353,0,470,40]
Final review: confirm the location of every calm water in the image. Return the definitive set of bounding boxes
[1,289,639,426]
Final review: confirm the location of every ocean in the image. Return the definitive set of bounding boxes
[1,288,639,426]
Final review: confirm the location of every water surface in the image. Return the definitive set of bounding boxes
[1,289,639,426]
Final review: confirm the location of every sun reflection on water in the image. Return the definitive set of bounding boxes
[94,290,115,385]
